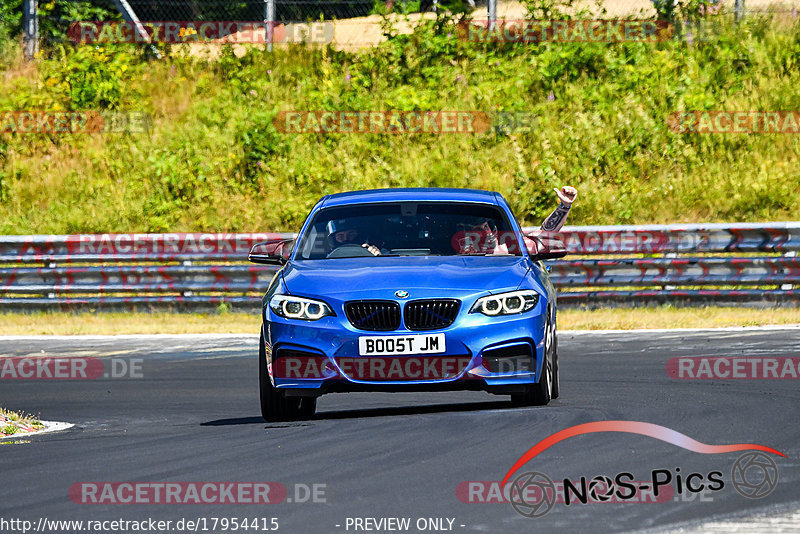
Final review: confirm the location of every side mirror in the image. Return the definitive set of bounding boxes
[531,250,568,261]
[523,231,568,261]
[248,239,294,265]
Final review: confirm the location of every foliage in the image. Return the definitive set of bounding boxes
[0,0,23,40]
[0,15,799,234]
[522,0,597,20]
[0,0,118,47]
[651,0,723,22]
[0,424,19,435]
[39,44,140,109]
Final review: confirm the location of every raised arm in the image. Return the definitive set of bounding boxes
[540,186,578,232]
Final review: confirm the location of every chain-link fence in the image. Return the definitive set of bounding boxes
[122,0,376,21]
[3,0,800,58]
[109,0,800,21]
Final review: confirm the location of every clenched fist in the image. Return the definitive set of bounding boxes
[554,186,577,206]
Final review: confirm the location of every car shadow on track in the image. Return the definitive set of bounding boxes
[316,400,512,420]
[201,400,513,427]
[201,417,267,426]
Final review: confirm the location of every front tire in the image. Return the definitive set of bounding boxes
[259,331,300,422]
[551,326,560,400]
[511,320,553,407]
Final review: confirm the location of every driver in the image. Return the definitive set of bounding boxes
[326,219,382,256]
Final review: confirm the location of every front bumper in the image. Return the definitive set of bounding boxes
[262,303,548,396]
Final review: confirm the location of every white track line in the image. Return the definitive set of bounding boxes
[0,334,259,341]
[564,324,800,335]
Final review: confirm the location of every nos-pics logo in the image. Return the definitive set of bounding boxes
[501,421,783,518]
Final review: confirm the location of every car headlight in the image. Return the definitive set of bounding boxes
[470,290,539,316]
[269,295,335,321]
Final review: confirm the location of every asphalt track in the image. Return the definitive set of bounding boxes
[1,328,799,534]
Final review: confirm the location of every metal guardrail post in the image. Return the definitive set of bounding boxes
[265,0,275,52]
[734,0,744,21]
[110,0,161,58]
[22,0,38,61]
[782,250,796,290]
[488,0,497,31]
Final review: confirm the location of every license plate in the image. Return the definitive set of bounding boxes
[358,334,446,356]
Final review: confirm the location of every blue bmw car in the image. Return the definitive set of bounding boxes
[249,188,567,421]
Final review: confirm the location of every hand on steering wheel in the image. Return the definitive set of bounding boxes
[361,243,381,256]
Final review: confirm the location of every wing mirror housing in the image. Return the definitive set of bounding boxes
[248,239,294,265]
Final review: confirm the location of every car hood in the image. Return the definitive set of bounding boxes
[282,256,533,300]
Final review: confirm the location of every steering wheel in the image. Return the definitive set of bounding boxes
[326,243,376,259]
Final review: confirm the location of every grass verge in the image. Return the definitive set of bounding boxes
[0,311,262,335]
[0,308,797,335]
[559,307,800,330]
[0,408,44,437]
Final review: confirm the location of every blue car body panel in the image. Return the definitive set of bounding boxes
[260,188,557,396]
[318,187,499,208]
[282,256,535,298]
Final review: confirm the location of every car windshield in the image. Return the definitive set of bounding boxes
[295,202,522,260]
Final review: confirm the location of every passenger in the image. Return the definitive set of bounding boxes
[541,186,578,232]
[459,186,578,254]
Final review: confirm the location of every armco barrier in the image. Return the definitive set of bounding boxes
[0,223,799,310]
[0,233,295,263]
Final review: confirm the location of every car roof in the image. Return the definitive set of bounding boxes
[319,188,500,208]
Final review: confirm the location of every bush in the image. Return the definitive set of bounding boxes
[0,0,118,48]
[0,14,799,233]
[39,44,140,109]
